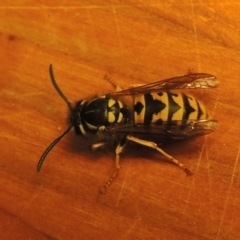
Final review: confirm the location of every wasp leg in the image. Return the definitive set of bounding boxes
[100,135,128,194]
[129,84,144,88]
[91,142,107,150]
[104,74,122,92]
[126,135,192,176]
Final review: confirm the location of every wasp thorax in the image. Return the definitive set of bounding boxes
[72,96,130,136]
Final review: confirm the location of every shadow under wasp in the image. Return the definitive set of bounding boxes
[37,65,218,193]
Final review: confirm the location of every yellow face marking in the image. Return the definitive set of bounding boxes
[79,124,87,136]
[86,122,98,130]
[108,112,116,123]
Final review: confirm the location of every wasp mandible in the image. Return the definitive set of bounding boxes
[37,65,218,193]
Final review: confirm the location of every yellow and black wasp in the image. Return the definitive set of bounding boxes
[37,65,218,193]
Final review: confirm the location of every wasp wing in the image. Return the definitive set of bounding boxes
[110,73,218,97]
[107,120,218,139]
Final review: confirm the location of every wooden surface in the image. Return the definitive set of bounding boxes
[1,1,240,239]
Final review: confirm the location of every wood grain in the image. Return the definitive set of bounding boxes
[1,1,240,239]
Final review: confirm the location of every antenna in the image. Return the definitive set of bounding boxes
[37,125,73,171]
[49,64,73,110]
[37,65,74,171]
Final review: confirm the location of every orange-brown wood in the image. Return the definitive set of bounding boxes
[1,1,240,239]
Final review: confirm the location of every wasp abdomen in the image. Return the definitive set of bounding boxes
[133,91,210,126]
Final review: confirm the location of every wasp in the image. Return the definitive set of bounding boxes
[37,65,218,193]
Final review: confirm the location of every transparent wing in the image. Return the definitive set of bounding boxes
[110,73,218,97]
[107,119,218,139]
